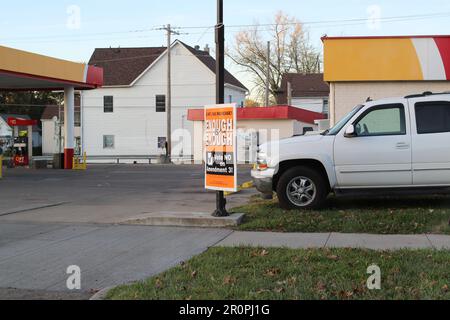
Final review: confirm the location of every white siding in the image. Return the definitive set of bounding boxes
[225,86,246,107]
[41,120,57,154]
[291,97,327,114]
[0,118,12,137]
[331,81,450,125]
[193,119,297,163]
[82,42,247,157]
[293,120,319,135]
[41,120,81,155]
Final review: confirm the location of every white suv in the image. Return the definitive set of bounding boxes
[251,92,450,209]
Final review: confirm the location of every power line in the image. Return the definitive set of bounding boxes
[0,27,163,42]
[172,11,450,29]
[2,11,450,44]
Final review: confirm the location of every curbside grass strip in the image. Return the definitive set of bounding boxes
[105,247,450,300]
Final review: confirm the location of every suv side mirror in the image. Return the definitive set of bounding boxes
[344,125,357,138]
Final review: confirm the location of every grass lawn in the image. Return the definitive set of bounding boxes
[231,195,450,234]
[107,247,450,300]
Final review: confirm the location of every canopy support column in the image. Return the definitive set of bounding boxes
[64,86,75,169]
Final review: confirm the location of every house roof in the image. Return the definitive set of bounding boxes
[89,47,166,86]
[40,105,81,120]
[88,41,248,91]
[41,95,81,120]
[180,42,248,91]
[278,73,329,104]
[41,106,59,120]
[187,105,326,125]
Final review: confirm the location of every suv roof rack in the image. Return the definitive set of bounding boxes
[405,91,450,99]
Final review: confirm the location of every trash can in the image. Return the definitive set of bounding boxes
[53,153,64,169]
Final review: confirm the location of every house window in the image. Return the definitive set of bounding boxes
[156,95,166,112]
[104,96,114,113]
[74,109,81,127]
[415,101,450,134]
[228,95,233,103]
[158,137,167,149]
[323,99,329,114]
[103,135,115,149]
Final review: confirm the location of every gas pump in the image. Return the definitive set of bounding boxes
[7,117,38,168]
[13,135,29,167]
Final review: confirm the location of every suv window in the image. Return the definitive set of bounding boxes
[354,104,406,137]
[326,104,364,135]
[415,101,450,134]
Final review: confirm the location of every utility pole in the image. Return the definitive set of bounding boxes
[265,41,270,107]
[212,0,228,217]
[161,24,180,163]
[287,81,292,106]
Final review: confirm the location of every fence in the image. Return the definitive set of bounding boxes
[86,155,194,164]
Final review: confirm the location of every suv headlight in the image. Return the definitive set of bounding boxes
[256,151,269,171]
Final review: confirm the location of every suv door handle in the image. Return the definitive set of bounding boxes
[396,142,410,150]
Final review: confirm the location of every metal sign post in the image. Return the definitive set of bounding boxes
[212,0,229,217]
[205,104,237,217]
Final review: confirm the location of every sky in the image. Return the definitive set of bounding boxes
[2,0,450,94]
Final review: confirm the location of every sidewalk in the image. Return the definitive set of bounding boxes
[216,231,450,250]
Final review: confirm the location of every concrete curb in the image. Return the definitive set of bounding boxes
[89,286,115,300]
[215,231,450,250]
[123,212,245,228]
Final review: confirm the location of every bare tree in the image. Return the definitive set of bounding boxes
[228,11,321,104]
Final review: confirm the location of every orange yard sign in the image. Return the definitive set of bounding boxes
[204,104,237,192]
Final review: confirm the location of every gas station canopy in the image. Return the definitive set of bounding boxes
[322,35,450,82]
[0,45,103,91]
[0,44,103,169]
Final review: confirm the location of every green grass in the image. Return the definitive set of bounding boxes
[231,195,450,234]
[107,247,450,300]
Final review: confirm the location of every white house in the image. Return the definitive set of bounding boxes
[188,106,326,163]
[277,73,330,116]
[41,104,82,156]
[81,41,247,161]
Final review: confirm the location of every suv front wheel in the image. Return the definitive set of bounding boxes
[276,166,328,210]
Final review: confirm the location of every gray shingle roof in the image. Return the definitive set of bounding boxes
[88,41,247,91]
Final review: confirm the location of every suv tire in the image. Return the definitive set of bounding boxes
[276,166,328,210]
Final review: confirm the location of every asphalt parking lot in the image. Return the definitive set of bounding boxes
[0,222,231,299]
[0,164,254,224]
[0,164,254,299]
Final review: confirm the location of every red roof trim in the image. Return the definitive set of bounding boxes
[86,65,104,87]
[187,106,326,125]
[7,117,38,127]
[321,35,450,42]
[0,66,103,91]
